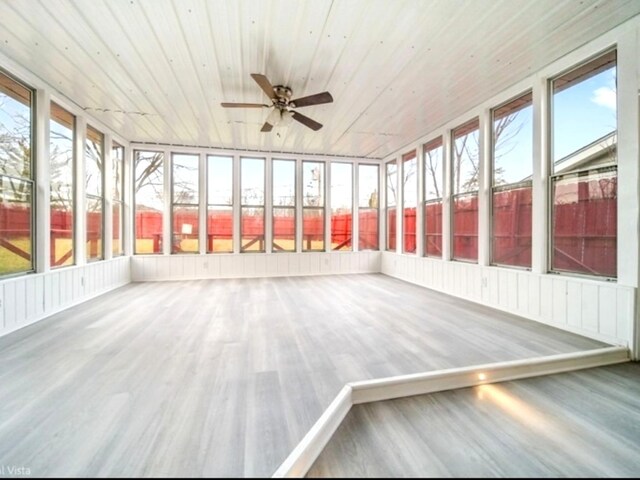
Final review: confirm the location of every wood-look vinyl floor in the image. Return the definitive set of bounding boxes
[0,274,607,477]
[308,362,640,478]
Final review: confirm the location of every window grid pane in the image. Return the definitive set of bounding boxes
[424,138,443,258]
[134,151,164,254]
[241,158,265,252]
[402,152,417,254]
[385,160,397,252]
[358,164,379,251]
[273,159,296,253]
[550,50,617,277]
[50,102,75,268]
[0,71,33,276]
[331,162,352,251]
[172,154,199,254]
[452,119,479,262]
[491,92,533,268]
[208,156,234,253]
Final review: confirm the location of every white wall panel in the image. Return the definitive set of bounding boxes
[517,273,529,315]
[552,279,567,325]
[0,257,131,339]
[581,284,599,332]
[567,282,582,328]
[131,252,380,281]
[617,289,633,341]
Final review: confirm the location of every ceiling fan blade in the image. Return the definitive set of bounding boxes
[251,73,276,99]
[291,91,333,108]
[221,102,269,108]
[292,111,323,131]
[260,122,274,133]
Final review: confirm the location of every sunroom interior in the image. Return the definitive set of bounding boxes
[0,0,640,478]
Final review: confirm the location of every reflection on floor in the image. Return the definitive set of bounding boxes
[308,362,640,478]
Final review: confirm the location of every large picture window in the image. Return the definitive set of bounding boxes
[402,151,417,254]
[85,125,104,262]
[272,159,296,252]
[112,141,124,256]
[50,102,74,268]
[241,157,265,252]
[423,138,443,257]
[172,154,199,254]
[302,161,325,251]
[134,150,164,254]
[385,159,397,251]
[551,50,617,277]
[358,164,379,251]
[331,162,353,251]
[491,92,533,268]
[452,118,480,262]
[207,155,233,253]
[0,71,33,276]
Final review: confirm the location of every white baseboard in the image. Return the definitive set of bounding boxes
[272,346,629,478]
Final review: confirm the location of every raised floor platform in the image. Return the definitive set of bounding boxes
[307,362,640,477]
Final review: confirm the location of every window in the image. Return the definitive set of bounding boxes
[385,160,397,251]
[302,161,325,251]
[491,92,533,268]
[452,118,480,262]
[112,141,124,256]
[423,138,443,257]
[134,150,164,254]
[551,50,617,277]
[331,162,352,251]
[402,151,417,254]
[85,125,104,261]
[172,154,199,254]
[272,159,296,252]
[207,155,233,253]
[358,164,379,251]
[0,71,33,276]
[241,157,265,252]
[50,102,74,268]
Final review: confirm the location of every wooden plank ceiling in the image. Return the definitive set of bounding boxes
[0,0,638,158]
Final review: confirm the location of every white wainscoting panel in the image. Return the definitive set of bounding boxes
[381,252,635,347]
[0,256,131,339]
[131,251,381,281]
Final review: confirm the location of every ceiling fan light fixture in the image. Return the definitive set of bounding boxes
[266,107,281,126]
[280,109,294,127]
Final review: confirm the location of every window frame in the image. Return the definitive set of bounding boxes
[423,136,444,258]
[240,156,266,253]
[171,152,200,255]
[112,141,124,257]
[357,162,380,252]
[489,90,533,270]
[451,117,480,263]
[548,48,618,279]
[330,161,353,252]
[85,124,105,262]
[302,160,326,252]
[0,68,35,277]
[49,101,76,269]
[133,149,165,255]
[272,158,297,253]
[385,159,397,252]
[207,154,234,254]
[401,150,417,255]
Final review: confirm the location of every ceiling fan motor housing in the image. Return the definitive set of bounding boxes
[273,85,292,106]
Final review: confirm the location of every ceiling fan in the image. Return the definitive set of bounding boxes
[221,73,333,132]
